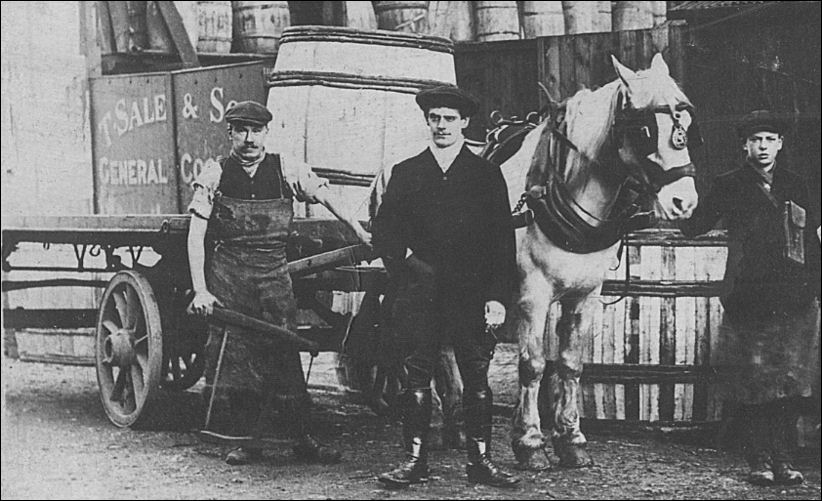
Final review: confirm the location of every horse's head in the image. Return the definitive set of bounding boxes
[610,53,700,221]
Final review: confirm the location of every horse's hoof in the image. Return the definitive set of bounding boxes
[512,442,552,471]
[552,440,594,468]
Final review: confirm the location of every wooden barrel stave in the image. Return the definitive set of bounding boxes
[197,0,232,53]
[232,1,290,54]
[474,0,520,42]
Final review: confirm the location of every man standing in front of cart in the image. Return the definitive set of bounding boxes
[372,85,520,488]
[187,101,371,466]
[679,110,820,486]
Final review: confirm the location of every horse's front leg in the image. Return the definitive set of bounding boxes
[510,272,553,471]
[551,294,597,467]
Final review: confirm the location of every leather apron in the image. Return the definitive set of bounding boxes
[202,193,308,437]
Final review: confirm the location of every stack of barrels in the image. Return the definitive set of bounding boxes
[111,2,669,56]
[372,1,667,40]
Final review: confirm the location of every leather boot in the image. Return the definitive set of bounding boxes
[285,396,342,464]
[464,388,520,488]
[379,389,432,488]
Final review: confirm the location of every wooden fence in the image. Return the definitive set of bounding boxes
[542,229,730,426]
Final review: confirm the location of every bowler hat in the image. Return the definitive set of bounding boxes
[225,101,273,126]
[737,110,786,138]
[415,85,479,117]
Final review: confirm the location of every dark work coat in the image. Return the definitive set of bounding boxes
[679,162,821,321]
[372,145,517,334]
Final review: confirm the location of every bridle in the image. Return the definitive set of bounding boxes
[610,95,703,195]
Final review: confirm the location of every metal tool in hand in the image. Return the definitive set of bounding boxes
[196,305,321,432]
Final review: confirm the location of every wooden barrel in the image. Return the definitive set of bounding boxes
[613,1,654,31]
[197,0,232,53]
[427,1,473,41]
[373,1,429,33]
[522,1,564,38]
[232,1,290,54]
[562,0,597,34]
[474,1,520,41]
[594,0,612,32]
[266,26,456,219]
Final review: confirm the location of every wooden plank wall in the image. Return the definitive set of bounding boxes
[454,38,540,141]
[456,23,684,130]
[1,2,98,315]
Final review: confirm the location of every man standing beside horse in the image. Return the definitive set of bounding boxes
[372,85,520,488]
[679,110,821,486]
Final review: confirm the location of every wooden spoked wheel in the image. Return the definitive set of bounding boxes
[160,289,207,391]
[95,270,163,428]
[161,331,206,391]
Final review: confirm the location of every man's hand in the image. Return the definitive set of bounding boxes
[484,300,506,330]
[187,290,223,317]
[355,227,372,247]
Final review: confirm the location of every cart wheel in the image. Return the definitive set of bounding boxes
[162,333,206,391]
[95,270,163,428]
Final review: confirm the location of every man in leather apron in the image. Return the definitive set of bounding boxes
[372,86,520,488]
[679,110,821,486]
[187,101,371,466]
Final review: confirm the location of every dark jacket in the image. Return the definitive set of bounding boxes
[679,163,821,320]
[372,145,517,308]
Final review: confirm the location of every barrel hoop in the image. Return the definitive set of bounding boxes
[279,27,453,54]
[267,71,449,95]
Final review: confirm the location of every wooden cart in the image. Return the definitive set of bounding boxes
[2,214,378,428]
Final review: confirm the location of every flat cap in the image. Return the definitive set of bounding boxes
[415,85,479,117]
[737,109,786,138]
[225,100,273,126]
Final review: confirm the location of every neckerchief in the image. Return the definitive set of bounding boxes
[230,148,266,178]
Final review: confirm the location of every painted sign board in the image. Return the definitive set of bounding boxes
[173,61,268,206]
[90,61,270,214]
[90,73,177,214]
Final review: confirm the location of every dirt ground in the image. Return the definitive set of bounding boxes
[2,345,820,500]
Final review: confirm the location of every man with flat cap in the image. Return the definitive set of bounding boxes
[372,85,519,488]
[679,110,820,486]
[187,101,371,466]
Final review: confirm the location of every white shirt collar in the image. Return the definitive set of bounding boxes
[428,138,465,173]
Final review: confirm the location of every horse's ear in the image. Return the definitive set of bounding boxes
[650,53,670,76]
[611,54,637,90]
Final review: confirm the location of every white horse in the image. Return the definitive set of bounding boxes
[499,53,701,470]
